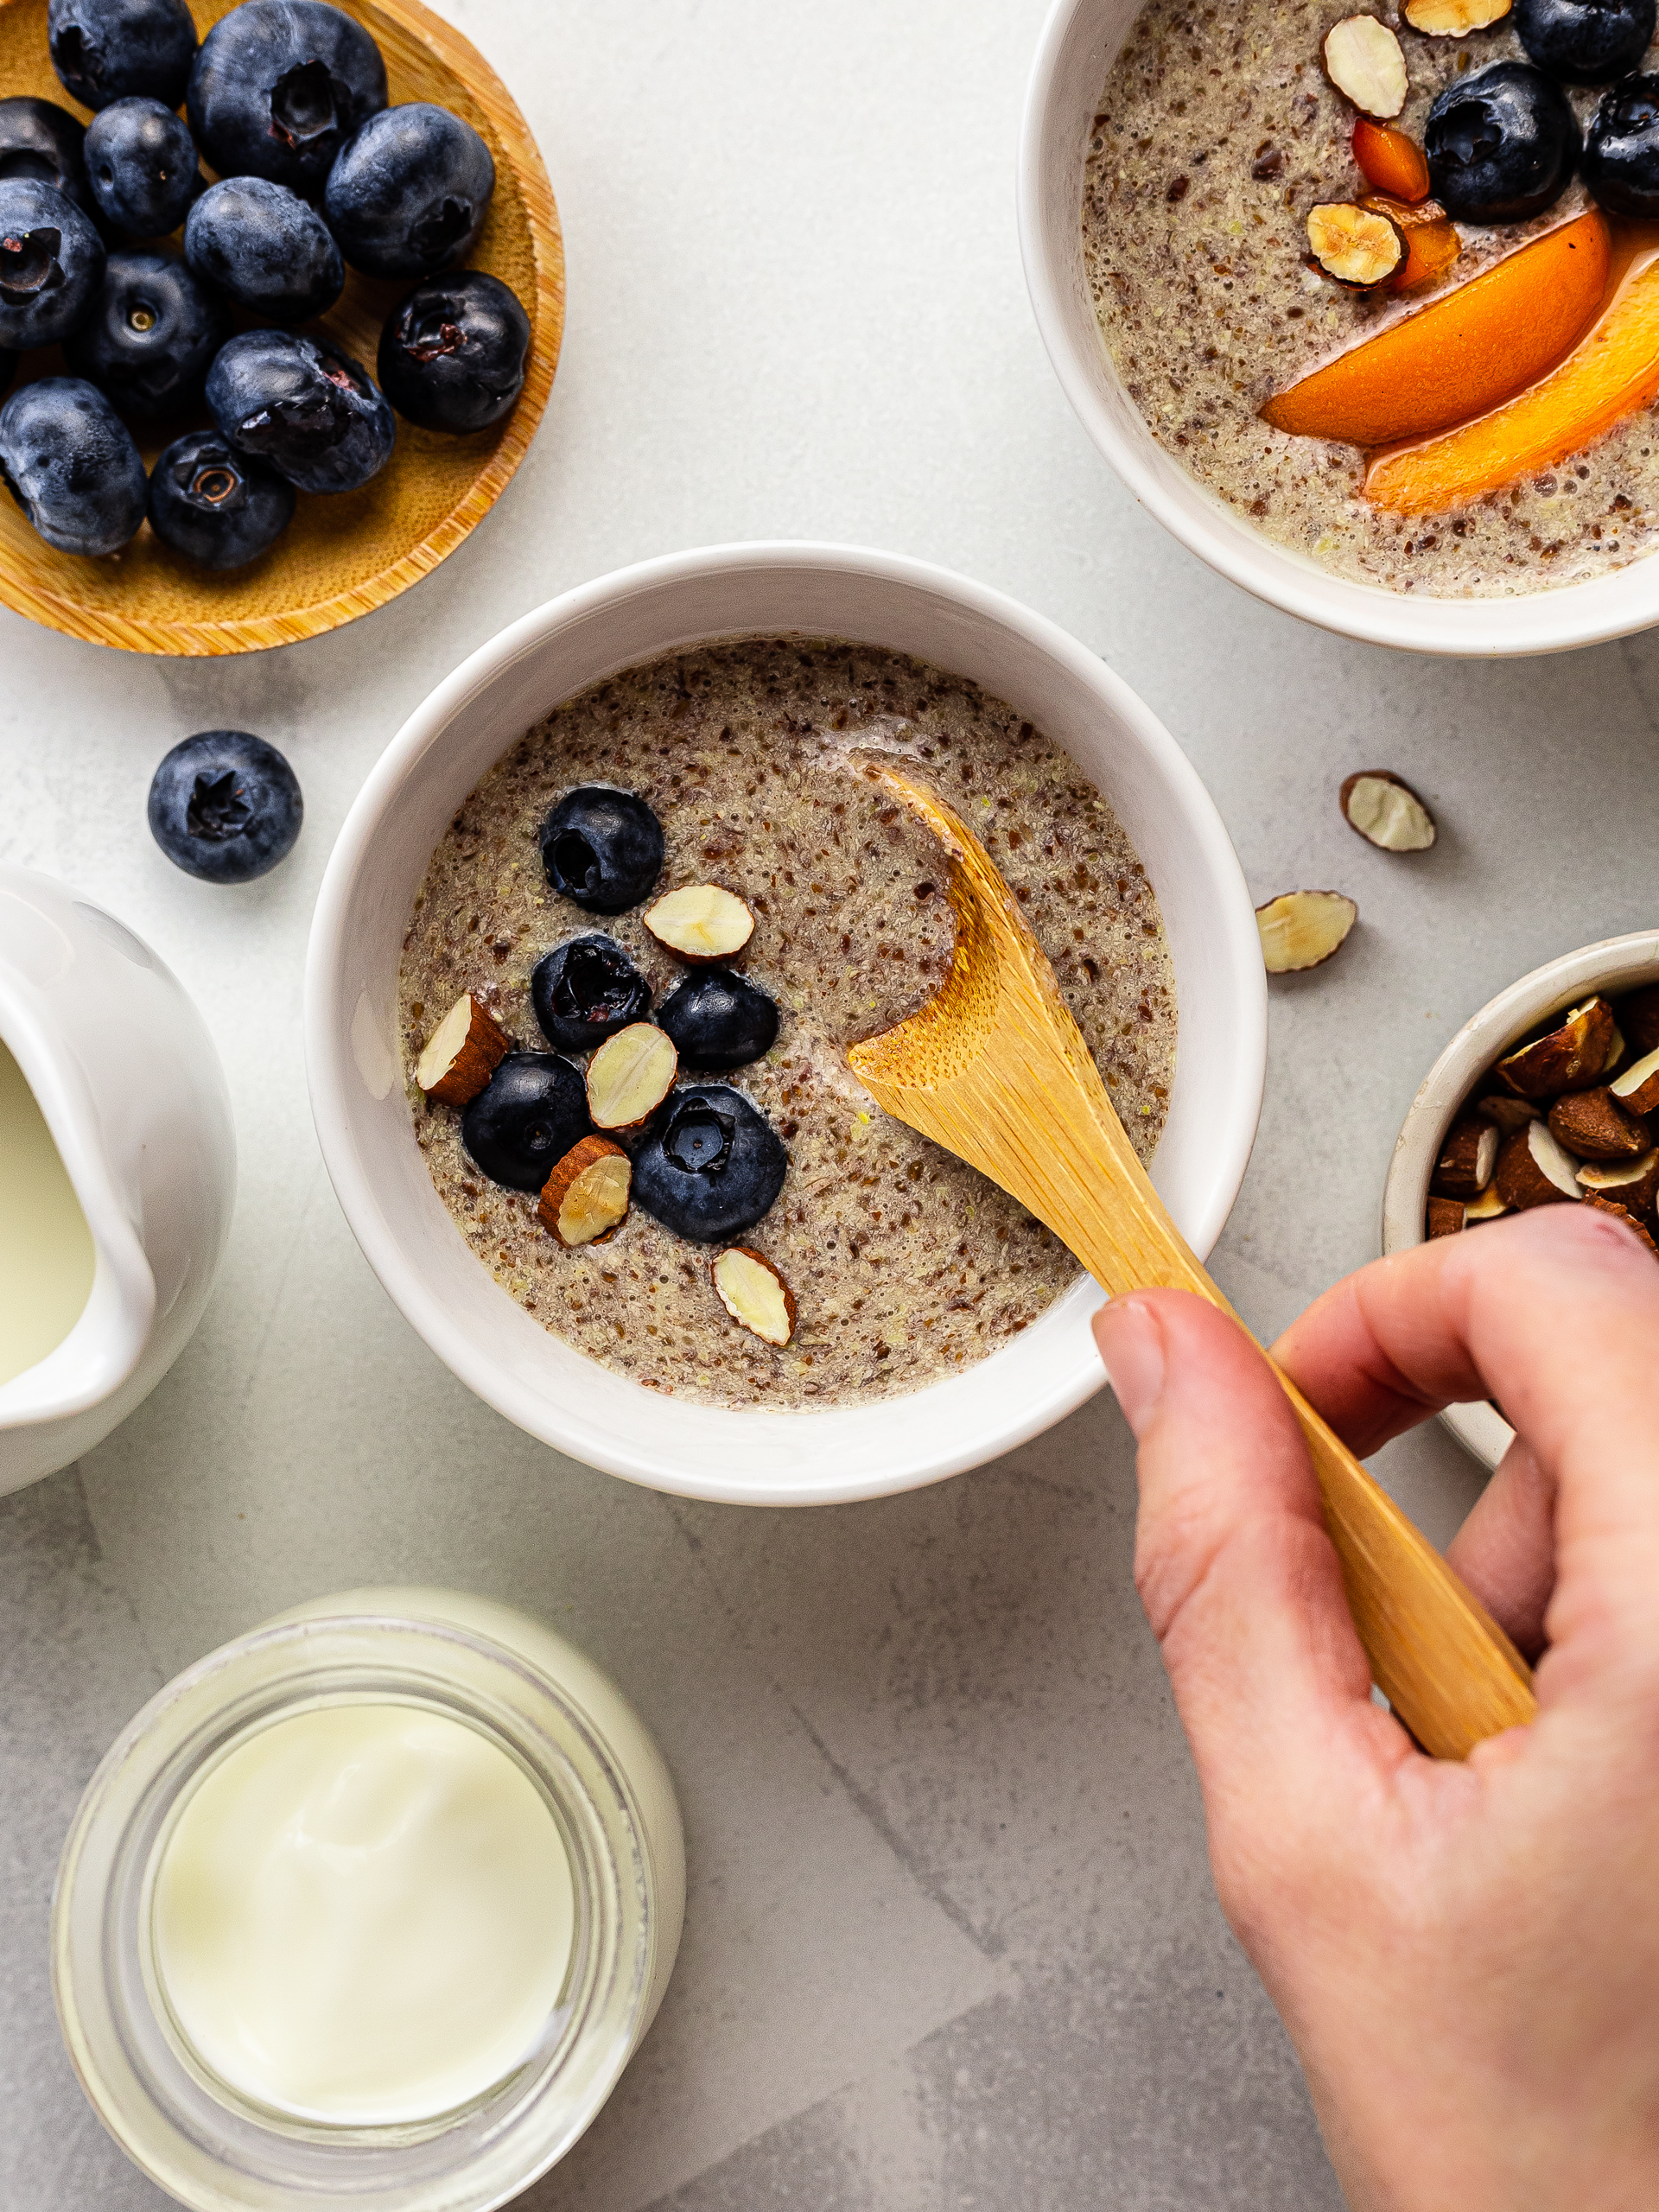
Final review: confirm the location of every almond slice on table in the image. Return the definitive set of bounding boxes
[1548,1085,1650,1161]
[539,1135,632,1248]
[1324,16,1409,117]
[416,992,509,1106]
[1340,770,1437,852]
[586,1022,678,1133]
[1255,891,1357,974]
[1579,1147,1659,1218]
[1581,1192,1659,1256]
[712,1246,797,1346]
[1611,1041,1659,1116]
[1307,202,1407,288]
[1404,0,1512,32]
[1427,1195,1467,1238]
[1433,1116,1499,1198]
[643,885,755,963]
[1466,1183,1510,1223]
[1495,1119,1583,1209]
[1496,997,1617,1100]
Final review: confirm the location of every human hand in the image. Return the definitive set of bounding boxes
[1092,1206,1659,2212]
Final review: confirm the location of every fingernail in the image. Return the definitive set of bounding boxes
[1095,1295,1166,1437]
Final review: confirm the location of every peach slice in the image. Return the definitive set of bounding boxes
[1367,235,1659,513]
[1262,209,1610,448]
[1353,118,1430,204]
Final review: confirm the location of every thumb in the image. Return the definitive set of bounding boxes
[1094,1291,1406,1825]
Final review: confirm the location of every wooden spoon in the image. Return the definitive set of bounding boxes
[847,766,1535,1760]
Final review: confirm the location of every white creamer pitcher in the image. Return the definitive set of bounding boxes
[0,864,235,1497]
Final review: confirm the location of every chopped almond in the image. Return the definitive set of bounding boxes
[1611,1040,1659,1116]
[1307,201,1406,289]
[1340,769,1437,852]
[1582,1192,1659,1257]
[586,1022,678,1133]
[1427,1196,1466,1238]
[643,884,756,963]
[712,1246,797,1346]
[1323,16,1409,117]
[1404,0,1512,31]
[1433,1116,1500,1198]
[539,1135,632,1248]
[1256,890,1358,973]
[1548,1086,1650,1162]
[416,992,509,1106]
[1352,118,1431,203]
[1466,1184,1510,1224]
[1578,1148,1659,1220]
[1473,1092,1539,1135]
[1496,997,1618,1100]
[1495,1120,1583,1210]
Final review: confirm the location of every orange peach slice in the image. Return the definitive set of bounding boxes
[1262,210,1609,448]
[1352,118,1430,204]
[1366,238,1659,513]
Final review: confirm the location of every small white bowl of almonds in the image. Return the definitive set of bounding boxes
[1382,931,1659,1467]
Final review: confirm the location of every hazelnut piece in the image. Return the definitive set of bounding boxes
[712,1246,797,1346]
[586,1022,679,1133]
[539,1135,632,1248]
[1611,1041,1659,1117]
[416,992,509,1106]
[643,884,756,963]
[1548,1086,1650,1162]
[1496,997,1617,1099]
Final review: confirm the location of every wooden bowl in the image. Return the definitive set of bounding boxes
[0,0,564,655]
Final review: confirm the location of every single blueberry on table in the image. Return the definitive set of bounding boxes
[148,730,303,884]
[0,375,144,554]
[0,96,99,224]
[65,250,228,416]
[461,1053,592,1192]
[531,936,652,1052]
[1584,73,1659,215]
[0,177,106,348]
[1514,0,1656,84]
[148,429,295,569]
[186,175,342,323]
[207,327,395,493]
[85,97,201,237]
[632,1084,789,1243]
[1425,62,1580,223]
[188,0,387,195]
[657,969,779,1071]
[378,270,530,434]
[324,102,494,279]
[541,788,664,914]
[48,0,198,112]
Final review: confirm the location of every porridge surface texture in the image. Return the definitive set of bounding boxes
[1084,1,1659,596]
[399,639,1177,1409]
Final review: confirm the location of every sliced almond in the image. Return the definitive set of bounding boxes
[1611,1040,1659,1117]
[1323,16,1409,116]
[1582,1192,1659,1256]
[1497,997,1617,1100]
[1619,983,1659,1058]
[1473,1092,1539,1135]
[1256,890,1358,974]
[1339,770,1437,852]
[586,1022,678,1133]
[1547,1086,1649,1162]
[1578,1148,1659,1219]
[1466,1183,1510,1223]
[416,992,509,1106]
[1432,1116,1499,1198]
[1427,1195,1466,1238]
[538,1135,632,1248]
[642,884,755,963]
[712,1246,797,1346]
[1307,201,1407,288]
[1403,0,1512,35]
[1495,1119,1583,1210]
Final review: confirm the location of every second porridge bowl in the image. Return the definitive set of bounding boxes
[1020,0,1659,656]
[305,543,1264,1505]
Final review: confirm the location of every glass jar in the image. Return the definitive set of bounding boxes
[52,1587,684,2212]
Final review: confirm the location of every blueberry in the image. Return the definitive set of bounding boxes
[188,0,387,194]
[0,178,106,347]
[0,96,99,224]
[541,788,664,914]
[323,101,494,280]
[65,250,227,416]
[656,969,779,1071]
[49,0,198,113]
[207,327,395,493]
[461,1053,591,1192]
[84,98,200,237]
[1425,62,1580,223]
[378,270,530,434]
[531,935,652,1052]
[0,376,144,554]
[632,1084,788,1243]
[147,730,302,884]
[1583,72,1659,213]
[187,175,342,322]
[1515,0,1656,83]
[148,429,295,569]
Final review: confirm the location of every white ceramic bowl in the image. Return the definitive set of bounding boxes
[1382,929,1659,1467]
[1018,0,1659,657]
[305,543,1265,1506]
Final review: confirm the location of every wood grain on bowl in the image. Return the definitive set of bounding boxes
[0,0,563,655]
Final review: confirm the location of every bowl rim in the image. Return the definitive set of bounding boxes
[1381,927,1659,1467]
[303,539,1268,1505]
[1016,0,1659,658]
[0,0,565,658]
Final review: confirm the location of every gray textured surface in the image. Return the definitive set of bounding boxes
[3,0,1653,2204]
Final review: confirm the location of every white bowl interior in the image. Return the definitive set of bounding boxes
[307,545,1265,1505]
[1019,0,1659,656]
